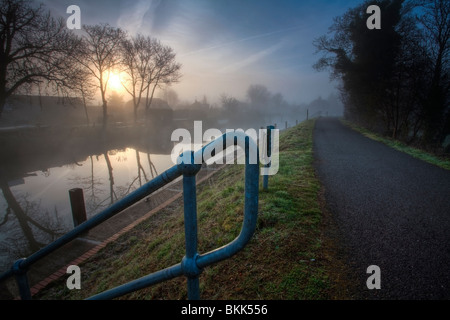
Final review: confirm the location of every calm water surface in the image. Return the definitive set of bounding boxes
[0,147,174,272]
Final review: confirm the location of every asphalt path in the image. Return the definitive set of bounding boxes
[313,117,450,299]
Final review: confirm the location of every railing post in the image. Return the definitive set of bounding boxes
[180,151,202,300]
[263,125,274,190]
[13,259,31,300]
[69,188,87,227]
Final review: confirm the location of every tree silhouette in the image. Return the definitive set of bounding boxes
[0,0,82,118]
[313,0,449,145]
[76,24,126,128]
[120,34,181,123]
[414,0,450,144]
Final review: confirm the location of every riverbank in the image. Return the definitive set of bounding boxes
[34,119,354,300]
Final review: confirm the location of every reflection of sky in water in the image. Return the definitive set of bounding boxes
[0,140,241,271]
[16,150,172,221]
[0,148,173,271]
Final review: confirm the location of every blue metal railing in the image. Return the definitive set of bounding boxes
[0,131,260,300]
[263,125,275,190]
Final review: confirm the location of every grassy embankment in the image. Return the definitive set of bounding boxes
[37,119,346,300]
[342,120,450,171]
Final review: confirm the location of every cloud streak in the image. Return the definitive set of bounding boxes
[117,0,159,35]
[178,25,305,58]
[219,40,289,73]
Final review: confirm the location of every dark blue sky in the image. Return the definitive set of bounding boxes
[43,0,364,104]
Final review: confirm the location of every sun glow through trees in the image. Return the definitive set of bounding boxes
[108,73,123,92]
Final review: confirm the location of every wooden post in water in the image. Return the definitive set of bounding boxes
[69,188,87,228]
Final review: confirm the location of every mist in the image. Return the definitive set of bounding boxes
[0,0,352,284]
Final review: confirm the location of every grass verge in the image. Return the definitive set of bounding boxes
[36,119,346,300]
[342,119,450,171]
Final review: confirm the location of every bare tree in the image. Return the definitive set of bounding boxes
[77,24,126,128]
[143,39,182,116]
[120,34,181,122]
[119,34,155,123]
[68,62,96,126]
[0,0,82,118]
[220,93,239,113]
[414,0,450,144]
[247,84,271,109]
[312,0,435,140]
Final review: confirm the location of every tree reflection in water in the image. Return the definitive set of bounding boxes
[0,147,169,274]
[0,180,63,265]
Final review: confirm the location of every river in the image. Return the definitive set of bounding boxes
[0,125,181,273]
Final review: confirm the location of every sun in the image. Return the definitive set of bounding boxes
[108,72,123,92]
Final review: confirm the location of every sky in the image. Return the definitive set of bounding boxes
[42,0,364,105]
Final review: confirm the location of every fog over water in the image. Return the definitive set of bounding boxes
[0,147,174,271]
